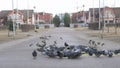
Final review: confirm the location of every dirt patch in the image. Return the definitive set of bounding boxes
[74,27,120,44]
[104,36,120,43]
[0,28,51,44]
[0,33,29,44]
[88,32,120,44]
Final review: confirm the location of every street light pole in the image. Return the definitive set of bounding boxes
[83,5,86,24]
[33,6,36,30]
[99,0,101,30]
[12,0,15,38]
[76,0,78,23]
[103,0,105,28]
[16,0,19,29]
[27,0,29,24]
[93,0,95,23]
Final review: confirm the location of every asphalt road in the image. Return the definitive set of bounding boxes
[0,27,120,68]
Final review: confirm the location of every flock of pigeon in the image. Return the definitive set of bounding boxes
[31,35,120,59]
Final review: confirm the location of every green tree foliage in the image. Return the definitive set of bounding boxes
[64,13,70,27]
[8,20,14,31]
[53,15,60,27]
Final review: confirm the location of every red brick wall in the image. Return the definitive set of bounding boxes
[38,12,52,24]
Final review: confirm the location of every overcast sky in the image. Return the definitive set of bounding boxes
[0,0,120,14]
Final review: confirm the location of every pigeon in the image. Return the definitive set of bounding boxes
[29,43,33,47]
[64,42,69,47]
[35,30,38,33]
[32,50,37,59]
[101,43,104,46]
[60,37,63,40]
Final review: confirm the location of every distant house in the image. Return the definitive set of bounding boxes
[0,10,10,25]
[0,9,34,26]
[7,9,24,25]
[0,18,4,25]
[36,12,53,24]
[89,6,120,23]
[113,7,120,23]
[72,11,89,23]
[20,9,34,24]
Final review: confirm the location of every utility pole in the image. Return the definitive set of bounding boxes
[83,5,87,26]
[101,0,105,39]
[76,4,79,23]
[70,13,72,24]
[16,0,19,30]
[83,5,85,23]
[26,0,30,32]
[114,0,116,24]
[103,0,105,29]
[93,0,95,23]
[107,11,110,33]
[12,0,16,38]
[27,0,29,25]
[114,0,117,34]
[99,0,101,30]
[34,6,36,30]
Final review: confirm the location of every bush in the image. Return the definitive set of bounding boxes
[79,21,84,23]
[0,26,7,30]
[88,22,103,30]
[8,20,14,31]
[20,24,34,32]
[106,23,120,27]
[36,25,39,29]
[74,24,78,28]
[44,25,50,29]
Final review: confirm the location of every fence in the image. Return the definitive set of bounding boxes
[88,22,103,30]
[20,24,34,32]
[0,26,7,30]
[38,24,54,28]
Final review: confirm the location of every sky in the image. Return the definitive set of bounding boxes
[0,0,120,14]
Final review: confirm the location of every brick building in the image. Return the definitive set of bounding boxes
[89,6,120,23]
[72,11,89,23]
[35,12,53,24]
[0,9,34,26]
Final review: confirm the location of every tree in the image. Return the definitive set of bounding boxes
[53,15,60,27]
[7,19,13,37]
[8,19,14,31]
[64,13,70,27]
[7,19,17,37]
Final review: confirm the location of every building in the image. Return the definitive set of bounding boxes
[0,9,34,26]
[113,7,120,23]
[36,12,53,24]
[72,11,89,23]
[89,6,120,23]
